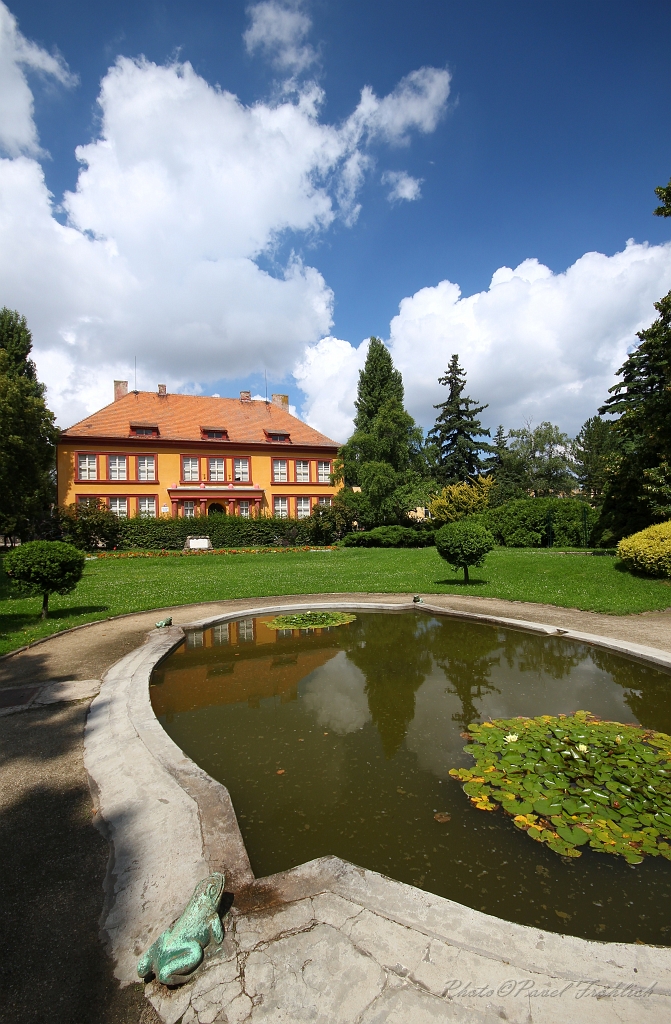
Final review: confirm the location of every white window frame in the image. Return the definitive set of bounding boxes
[109,497,128,518]
[233,458,249,482]
[182,457,200,482]
[213,623,229,645]
[238,500,250,518]
[317,460,331,484]
[318,496,332,506]
[273,459,288,483]
[187,631,204,648]
[274,496,288,519]
[137,455,155,481]
[138,496,156,518]
[108,455,127,481]
[295,460,310,483]
[237,618,254,642]
[209,457,225,482]
[183,500,195,518]
[296,496,311,519]
[78,454,97,481]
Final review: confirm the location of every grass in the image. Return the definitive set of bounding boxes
[1,546,670,657]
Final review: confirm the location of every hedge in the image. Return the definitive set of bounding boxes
[617,521,671,577]
[341,525,435,548]
[117,513,313,550]
[480,498,599,548]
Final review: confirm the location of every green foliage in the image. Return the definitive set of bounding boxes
[435,520,494,580]
[265,611,356,630]
[450,711,671,864]
[485,425,531,505]
[353,337,404,433]
[599,289,671,540]
[428,476,494,524]
[654,175,671,218]
[4,540,85,617]
[572,416,615,501]
[341,525,434,548]
[0,309,57,539]
[507,421,575,496]
[482,498,598,548]
[335,338,430,526]
[115,512,314,550]
[428,354,491,484]
[305,499,355,544]
[58,501,123,550]
[617,521,671,577]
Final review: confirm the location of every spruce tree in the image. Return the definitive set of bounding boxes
[598,289,671,539]
[0,309,57,540]
[428,354,491,484]
[353,337,404,432]
[572,416,615,501]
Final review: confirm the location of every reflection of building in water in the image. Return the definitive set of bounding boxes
[151,616,343,716]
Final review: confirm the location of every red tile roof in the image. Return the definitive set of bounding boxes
[60,392,340,448]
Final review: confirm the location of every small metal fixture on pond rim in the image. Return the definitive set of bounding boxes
[155,617,173,628]
[413,595,423,603]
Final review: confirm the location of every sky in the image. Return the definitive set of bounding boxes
[1,0,671,442]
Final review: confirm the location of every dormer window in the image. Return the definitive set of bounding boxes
[265,430,291,443]
[200,427,229,440]
[130,423,159,437]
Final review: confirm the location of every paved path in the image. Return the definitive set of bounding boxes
[0,594,670,1024]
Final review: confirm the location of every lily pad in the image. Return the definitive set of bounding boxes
[450,712,671,864]
[266,611,356,631]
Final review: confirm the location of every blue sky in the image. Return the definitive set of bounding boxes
[2,1,671,439]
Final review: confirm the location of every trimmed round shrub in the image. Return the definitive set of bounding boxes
[4,540,85,617]
[617,521,671,577]
[435,520,495,582]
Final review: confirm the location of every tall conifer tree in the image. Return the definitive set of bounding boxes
[0,309,57,539]
[353,337,404,432]
[428,354,491,484]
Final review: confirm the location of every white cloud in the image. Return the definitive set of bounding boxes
[0,1,75,157]
[381,169,422,203]
[345,67,451,148]
[302,652,370,734]
[244,0,316,73]
[295,241,671,440]
[0,18,449,426]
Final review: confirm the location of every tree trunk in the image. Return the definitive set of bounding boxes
[463,565,469,583]
[41,592,49,619]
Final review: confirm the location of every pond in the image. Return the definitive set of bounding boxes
[150,609,671,944]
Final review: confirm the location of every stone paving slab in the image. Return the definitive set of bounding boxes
[82,600,671,1024]
[0,677,100,716]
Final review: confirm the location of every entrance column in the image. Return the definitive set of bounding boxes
[171,500,178,518]
[254,498,261,517]
[228,498,236,515]
[200,498,207,516]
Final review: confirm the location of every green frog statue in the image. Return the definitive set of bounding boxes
[137,872,226,986]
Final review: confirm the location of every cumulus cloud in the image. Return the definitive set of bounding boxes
[0,1,75,157]
[0,11,449,426]
[295,241,671,440]
[381,169,422,203]
[302,652,370,734]
[244,0,316,73]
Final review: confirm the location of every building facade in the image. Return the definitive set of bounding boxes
[57,383,340,519]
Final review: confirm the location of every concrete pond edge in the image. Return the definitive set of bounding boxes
[83,598,671,1023]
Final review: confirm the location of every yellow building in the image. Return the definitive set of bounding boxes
[57,382,340,519]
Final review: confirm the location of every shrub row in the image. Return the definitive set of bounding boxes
[617,521,671,577]
[117,513,313,550]
[341,525,435,548]
[478,498,599,548]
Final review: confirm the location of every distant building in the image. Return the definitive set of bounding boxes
[57,382,340,519]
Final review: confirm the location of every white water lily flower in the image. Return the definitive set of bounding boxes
[504,733,519,743]
[577,744,588,753]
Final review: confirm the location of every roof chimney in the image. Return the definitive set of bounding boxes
[158,384,167,396]
[272,393,289,410]
[240,390,251,402]
[114,380,129,402]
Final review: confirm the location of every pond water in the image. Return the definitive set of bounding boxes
[151,610,671,944]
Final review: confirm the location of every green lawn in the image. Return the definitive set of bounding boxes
[1,546,669,657]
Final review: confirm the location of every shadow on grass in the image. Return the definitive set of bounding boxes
[434,578,489,587]
[0,605,109,631]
